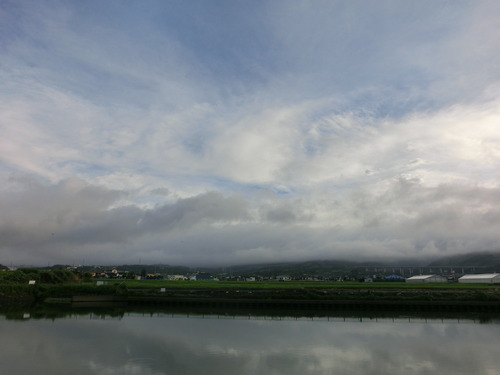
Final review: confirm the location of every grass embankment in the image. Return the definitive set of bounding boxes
[116,280,500,302]
[119,280,498,290]
[1,280,499,303]
[0,283,119,302]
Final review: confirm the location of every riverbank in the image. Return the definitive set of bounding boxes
[69,286,500,313]
[2,281,499,309]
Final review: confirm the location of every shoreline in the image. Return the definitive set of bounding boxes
[1,287,499,320]
[68,294,500,313]
[1,283,499,313]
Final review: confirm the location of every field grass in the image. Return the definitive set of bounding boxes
[2,279,498,303]
[3,279,498,300]
[96,279,500,290]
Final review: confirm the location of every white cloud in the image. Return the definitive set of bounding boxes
[1,175,500,266]
[1,1,499,265]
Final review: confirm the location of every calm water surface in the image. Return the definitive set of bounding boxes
[1,311,499,375]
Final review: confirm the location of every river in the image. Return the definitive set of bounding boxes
[1,307,499,375]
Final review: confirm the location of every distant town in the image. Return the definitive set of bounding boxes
[69,265,499,284]
[3,252,499,284]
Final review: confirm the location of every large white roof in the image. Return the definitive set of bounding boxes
[407,275,436,280]
[459,273,500,279]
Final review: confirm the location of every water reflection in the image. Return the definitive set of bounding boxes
[1,308,499,375]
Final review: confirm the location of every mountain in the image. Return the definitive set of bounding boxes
[427,252,500,269]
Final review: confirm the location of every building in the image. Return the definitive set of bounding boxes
[276,275,291,281]
[190,272,214,281]
[406,274,448,283]
[458,273,500,284]
[167,274,187,281]
[384,274,405,282]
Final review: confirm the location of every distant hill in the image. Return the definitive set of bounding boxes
[211,259,389,279]
[216,252,500,277]
[427,252,500,269]
[32,251,500,277]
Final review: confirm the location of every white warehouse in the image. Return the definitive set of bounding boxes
[406,275,448,283]
[458,273,500,284]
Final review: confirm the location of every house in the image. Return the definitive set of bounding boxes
[276,275,291,281]
[167,274,187,281]
[99,269,123,278]
[458,273,500,284]
[406,274,448,283]
[190,272,214,281]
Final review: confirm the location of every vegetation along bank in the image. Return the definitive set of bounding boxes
[1,268,499,314]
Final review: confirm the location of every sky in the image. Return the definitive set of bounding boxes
[1,0,500,267]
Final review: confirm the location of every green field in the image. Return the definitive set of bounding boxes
[88,279,500,303]
[1,279,499,304]
[99,279,500,290]
[2,267,498,304]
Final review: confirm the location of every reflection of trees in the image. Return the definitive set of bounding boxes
[0,304,125,321]
[479,317,493,324]
[1,303,499,324]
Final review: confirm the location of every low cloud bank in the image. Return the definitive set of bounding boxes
[1,176,499,266]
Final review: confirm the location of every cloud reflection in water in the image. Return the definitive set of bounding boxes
[1,314,499,375]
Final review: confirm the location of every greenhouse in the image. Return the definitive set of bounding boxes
[458,273,500,284]
[406,275,448,283]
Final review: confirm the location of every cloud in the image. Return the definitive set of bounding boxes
[1,1,500,265]
[2,314,499,375]
[2,175,500,266]
[0,176,125,245]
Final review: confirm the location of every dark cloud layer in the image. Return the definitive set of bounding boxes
[1,177,500,266]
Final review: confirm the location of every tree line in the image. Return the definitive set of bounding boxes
[0,267,90,284]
